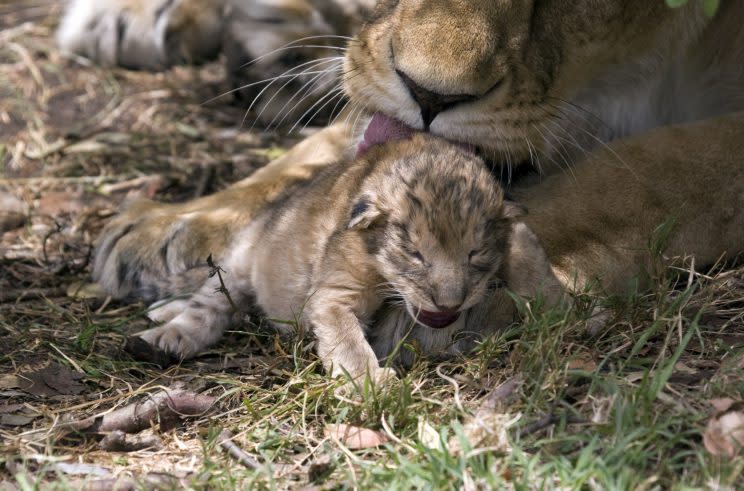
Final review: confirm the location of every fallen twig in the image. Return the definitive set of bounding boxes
[99,429,164,452]
[78,472,182,491]
[60,388,215,435]
[218,429,261,470]
[517,412,586,439]
[517,413,560,438]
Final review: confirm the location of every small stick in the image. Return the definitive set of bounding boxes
[207,255,238,311]
[99,430,164,452]
[218,429,261,470]
[60,389,215,435]
[517,413,560,438]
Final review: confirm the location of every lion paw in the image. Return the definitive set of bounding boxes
[93,200,224,302]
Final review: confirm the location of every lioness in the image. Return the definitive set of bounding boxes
[88,1,743,360]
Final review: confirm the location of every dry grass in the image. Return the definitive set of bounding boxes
[1,3,743,489]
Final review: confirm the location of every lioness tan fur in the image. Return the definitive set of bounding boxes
[127,135,520,378]
[92,1,744,362]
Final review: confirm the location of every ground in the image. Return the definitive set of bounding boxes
[1,2,744,490]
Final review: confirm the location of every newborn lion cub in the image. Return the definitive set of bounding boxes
[137,134,519,380]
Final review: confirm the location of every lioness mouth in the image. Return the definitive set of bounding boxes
[357,112,475,157]
[414,309,461,329]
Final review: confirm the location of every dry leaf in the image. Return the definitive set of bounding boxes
[0,375,20,390]
[0,414,36,427]
[567,356,598,372]
[20,363,86,397]
[589,395,616,424]
[449,410,518,455]
[53,462,111,477]
[448,377,522,455]
[0,404,23,414]
[703,400,744,457]
[325,423,388,450]
[0,191,27,233]
[36,190,86,216]
[710,398,736,413]
[417,418,444,450]
[66,281,106,301]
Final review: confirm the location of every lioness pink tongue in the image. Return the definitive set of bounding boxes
[356,112,416,157]
[356,112,476,156]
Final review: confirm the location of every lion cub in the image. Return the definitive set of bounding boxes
[136,134,519,380]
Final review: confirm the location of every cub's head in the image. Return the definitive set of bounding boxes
[349,135,520,329]
[344,0,709,161]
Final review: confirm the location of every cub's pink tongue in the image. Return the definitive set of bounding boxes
[415,309,461,329]
[356,112,416,157]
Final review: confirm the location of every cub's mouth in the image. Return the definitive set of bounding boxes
[412,308,461,329]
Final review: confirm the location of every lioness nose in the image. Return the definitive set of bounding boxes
[396,69,476,129]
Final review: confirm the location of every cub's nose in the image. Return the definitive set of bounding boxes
[433,302,463,313]
[396,69,477,129]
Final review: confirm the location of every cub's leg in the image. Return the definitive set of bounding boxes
[133,232,262,359]
[137,274,241,360]
[304,288,395,384]
[93,123,354,302]
[517,112,744,294]
[146,298,192,324]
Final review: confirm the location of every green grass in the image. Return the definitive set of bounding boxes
[3,265,744,489]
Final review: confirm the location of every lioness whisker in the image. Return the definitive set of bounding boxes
[261,59,344,129]
[240,34,355,69]
[298,89,347,133]
[205,57,339,107]
[243,57,344,128]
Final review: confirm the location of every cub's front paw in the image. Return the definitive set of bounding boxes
[124,336,177,368]
[125,322,210,366]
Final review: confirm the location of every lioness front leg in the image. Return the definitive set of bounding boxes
[93,123,355,302]
[517,113,744,294]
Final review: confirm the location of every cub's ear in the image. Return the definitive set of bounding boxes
[348,197,383,230]
[503,199,527,219]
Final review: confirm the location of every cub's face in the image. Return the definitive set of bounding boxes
[350,136,517,329]
[344,0,706,160]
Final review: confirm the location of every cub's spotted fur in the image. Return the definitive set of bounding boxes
[127,135,520,379]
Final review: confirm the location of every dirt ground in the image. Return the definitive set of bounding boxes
[0,2,313,488]
[2,2,744,490]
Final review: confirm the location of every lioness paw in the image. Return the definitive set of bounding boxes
[93,201,221,302]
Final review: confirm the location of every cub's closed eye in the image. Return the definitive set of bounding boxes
[468,250,479,261]
[410,250,425,262]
